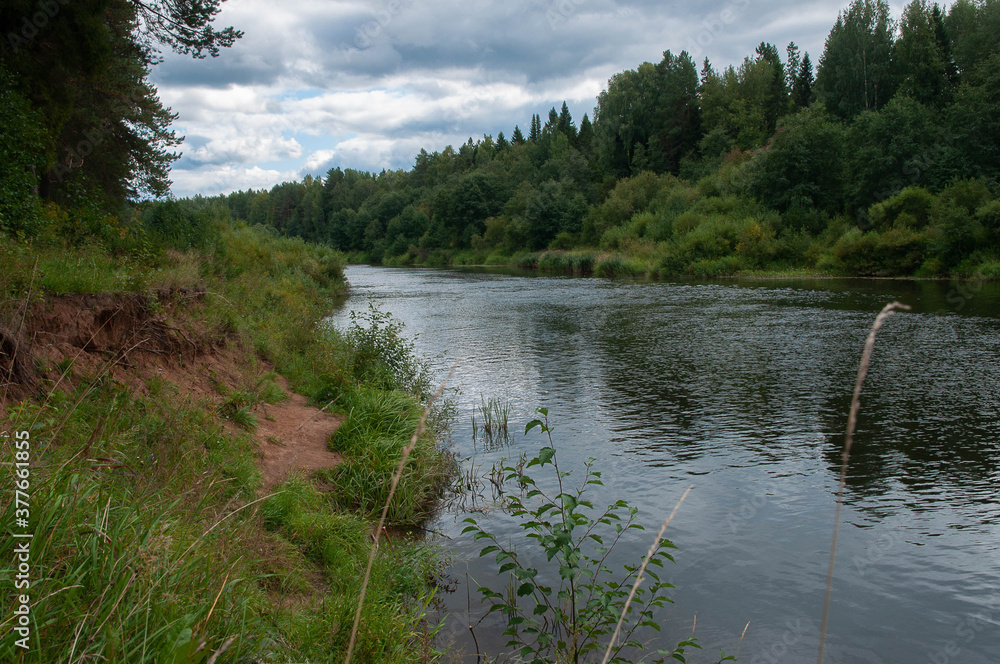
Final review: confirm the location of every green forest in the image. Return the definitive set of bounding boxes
[3,0,1000,279]
[196,0,999,279]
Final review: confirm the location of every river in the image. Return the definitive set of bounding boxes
[329,266,1000,664]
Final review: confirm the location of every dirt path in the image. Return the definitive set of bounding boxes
[254,375,343,492]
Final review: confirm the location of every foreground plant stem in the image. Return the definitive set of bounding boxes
[343,362,457,664]
[817,301,910,664]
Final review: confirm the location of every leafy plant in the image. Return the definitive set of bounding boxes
[346,301,431,398]
[463,409,731,664]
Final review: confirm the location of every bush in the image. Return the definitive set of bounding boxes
[345,301,430,399]
[0,74,47,237]
[974,200,1000,249]
[143,199,226,251]
[940,179,993,214]
[868,187,935,231]
[824,226,928,275]
[926,202,988,269]
[581,171,673,244]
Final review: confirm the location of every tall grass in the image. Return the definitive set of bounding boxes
[1,218,451,663]
[321,385,453,525]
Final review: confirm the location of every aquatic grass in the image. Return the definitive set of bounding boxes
[536,251,599,276]
[472,394,513,449]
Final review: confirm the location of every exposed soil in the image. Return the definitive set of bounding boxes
[254,374,343,491]
[1,290,342,490]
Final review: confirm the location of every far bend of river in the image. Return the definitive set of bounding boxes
[329,266,1000,664]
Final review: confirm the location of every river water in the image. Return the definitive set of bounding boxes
[329,266,1000,664]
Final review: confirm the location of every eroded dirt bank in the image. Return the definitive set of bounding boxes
[0,289,342,489]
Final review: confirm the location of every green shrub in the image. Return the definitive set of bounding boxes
[976,200,1000,240]
[581,171,672,244]
[345,301,431,398]
[0,74,47,237]
[824,226,928,275]
[939,179,993,214]
[142,199,226,251]
[927,203,988,269]
[868,187,935,231]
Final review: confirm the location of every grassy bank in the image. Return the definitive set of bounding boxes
[1,208,452,663]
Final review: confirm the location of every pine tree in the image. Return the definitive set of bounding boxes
[786,43,802,91]
[793,53,815,108]
[0,0,242,206]
[496,131,508,151]
[545,107,559,135]
[576,113,594,153]
[895,0,952,105]
[557,101,577,139]
[815,0,897,119]
[529,114,541,142]
[512,125,526,145]
[700,58,717,88]
[756,41,788,132]
[931,4,958,89]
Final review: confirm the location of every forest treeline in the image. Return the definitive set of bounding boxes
[2,0,1000,278]
[194,0,1000,278]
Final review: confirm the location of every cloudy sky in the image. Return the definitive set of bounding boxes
[150,0,905,198]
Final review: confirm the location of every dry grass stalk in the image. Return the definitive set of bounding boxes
[599,485,693,664]
[343,362,457,664]
[817,301,910,664]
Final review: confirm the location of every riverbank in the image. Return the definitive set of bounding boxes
[1,221,452,663]
[373,246,999,282]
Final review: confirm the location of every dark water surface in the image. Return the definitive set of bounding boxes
[330,267,1000,664]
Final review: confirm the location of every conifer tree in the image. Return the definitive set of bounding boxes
[793,54,815,108]
[576,113,594,153]
[815,0,896,119]
[0,0,242,206]
[545,107,559,135]
[529,114,541,142]
[557,101,577,139]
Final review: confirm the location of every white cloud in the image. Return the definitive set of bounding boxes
[303,149,338,172]
[149,1,865,197]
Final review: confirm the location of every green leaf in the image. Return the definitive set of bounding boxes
[517,582,534,597]
[525,419,544,434]
[538,447,555,465]
[480,545,499,557]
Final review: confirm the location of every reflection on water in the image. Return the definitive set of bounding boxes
[330,267,1000,664]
